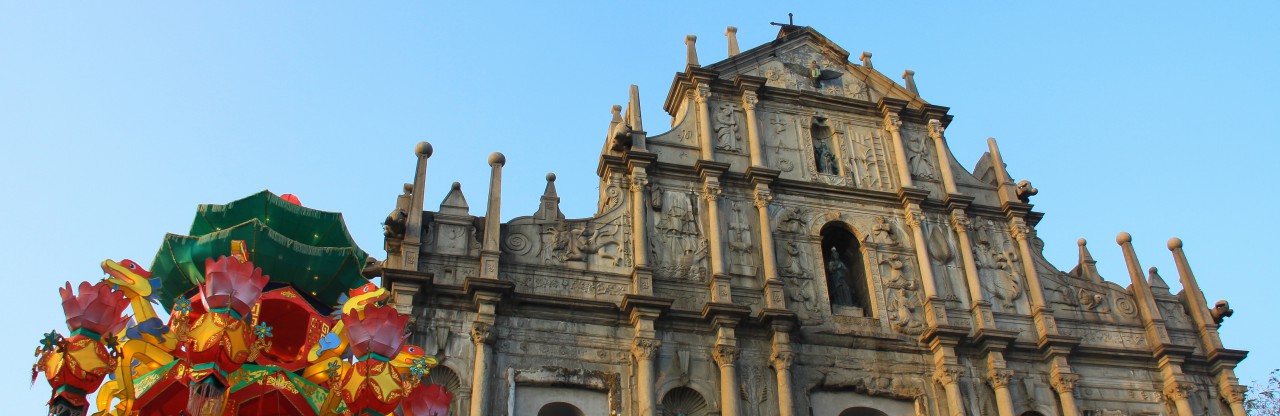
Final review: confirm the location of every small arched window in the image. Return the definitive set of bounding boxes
[538,402,585,416]
[838,407,890,416]
[821,223,870,315]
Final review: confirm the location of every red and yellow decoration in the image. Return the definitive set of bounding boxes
[31,192,451,416]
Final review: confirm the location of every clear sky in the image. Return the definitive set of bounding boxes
[2,1,1276,412]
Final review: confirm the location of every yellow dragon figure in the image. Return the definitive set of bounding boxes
[95,259,177,415]
[302,282,388,385]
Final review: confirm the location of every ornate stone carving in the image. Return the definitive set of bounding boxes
[849,129,889,190]
[776,206,808,234]
[948,211,971,231]
[713,344,740,367]
[631,338,661,360]
[903,207,926,230]
[753,189,773,208]
[652,189,708,282]
[934,365,965,385]
[771,351,795,371]
[988,369,1015,389]
[882,254,926,335]
[1050,373,1080,393]
[695,84,711,104]
[780,241,821,325]
[1164,382,1196,401]
[1213,300,1234,324]
[742,92,758,111]
[905,131,936,180]
[866,216,899,246]
[883,114,902,133]
[727,201,756,276]
[714,103,743,152]
[629,175,649,194]
[701,182,722,201]
[471,322,495,345]
[1222,384,1248,404]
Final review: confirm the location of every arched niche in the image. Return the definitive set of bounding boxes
[838,407,890,416]
[425,365,462,416]
[811,116,840,175]
[538,402,586,416]
[660,386,709,416]
[820,222,871,315]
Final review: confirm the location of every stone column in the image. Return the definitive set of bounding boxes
[479,152,505,279]
[469,322,495,416]
[904,206,946,326]
[629,173,652,292]
[695,84,715,161]
[1168,238,1249,416]
[988,369,1016,416]
[400,141,433,269]
[755,187,785,308]
[983,366,1013,414]
[884,113,913,188]
[1050,373,1081,416]
[632,338,661,416]
[742,91,764,168]
[703,180,730,301]
[771,350,795,416]
[1222,385,1249,416]
[933,366,966,416]
[927,120,958,194]
[1009,220,1056,335]
[714,344,741,416]
[1164,382,1197,416]
[950,211,995,329]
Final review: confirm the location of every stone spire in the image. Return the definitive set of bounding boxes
[479,152,505,279]
[1073,238,1102,283]
[1148,266,1172,295]
[725,26,740,57]
[902,69,919,95]
[534,173,563,221]
[627,84,644,133]
[685,35,700,67]
[439,182,470,216]
[860,51,873,69]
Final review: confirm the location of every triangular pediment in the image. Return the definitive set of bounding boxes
[704,26,926,107]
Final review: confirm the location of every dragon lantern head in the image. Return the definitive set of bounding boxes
[101,259,159,300]
[59,281,131,338]
[200,256,269,320]
[342,304,408,361]
[341,282,389,318]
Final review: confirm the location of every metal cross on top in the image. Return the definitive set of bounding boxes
[770,13,796,28]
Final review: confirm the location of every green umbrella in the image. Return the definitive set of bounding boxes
[188,190,368,261]
[150,218,369,313]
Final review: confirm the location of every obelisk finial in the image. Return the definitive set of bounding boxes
[685,35,700,67]
[725,26,740,57]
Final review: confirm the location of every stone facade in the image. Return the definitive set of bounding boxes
[381,25,1248,416]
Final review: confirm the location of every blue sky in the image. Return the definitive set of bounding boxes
[2,1,1277,411]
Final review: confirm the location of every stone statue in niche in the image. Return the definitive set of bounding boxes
[651,189,708,281]
[814,139,838,175]
[905,133,936,180]
[881,254,926,335]
[727,201,756,276]
[714,103,742,152]
[825,246,855,306]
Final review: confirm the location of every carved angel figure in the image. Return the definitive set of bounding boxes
[714,104,741,152]
[783,59,844,90]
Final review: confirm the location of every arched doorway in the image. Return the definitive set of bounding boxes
[538,402,585,416]
[821,223,870,314]
[661,386,709,416]
[838,407,889,416]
